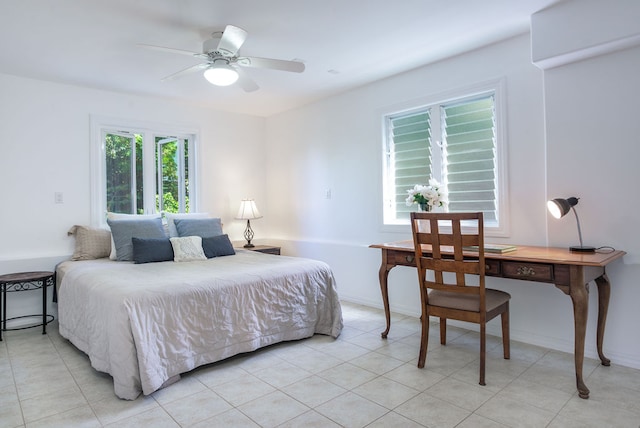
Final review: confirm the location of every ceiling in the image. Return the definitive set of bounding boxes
[0,0,561,117]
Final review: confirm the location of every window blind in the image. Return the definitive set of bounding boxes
[389,110,432,220]
[442,95,497,222]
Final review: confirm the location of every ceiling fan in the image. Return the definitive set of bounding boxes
[139,25,305,92]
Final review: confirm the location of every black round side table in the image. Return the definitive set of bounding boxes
[0,271,55,341]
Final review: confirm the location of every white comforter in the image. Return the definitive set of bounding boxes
[57,251,343,400]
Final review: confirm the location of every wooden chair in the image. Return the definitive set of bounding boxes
[410,211,510,385]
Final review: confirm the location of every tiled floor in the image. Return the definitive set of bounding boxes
[1,301,640,428]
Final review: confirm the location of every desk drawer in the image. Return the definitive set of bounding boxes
[484,260,501,276]
[389,251,417,267]
[502,262,553,282]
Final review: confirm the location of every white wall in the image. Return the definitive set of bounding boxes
[0,73,266,319]
[537,0,640,368]
[266,34,549,336]
[266,33,547,248]
[266,29,640,369]
[542,43,640,365]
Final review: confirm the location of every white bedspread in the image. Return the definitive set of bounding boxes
[57,251,343,400]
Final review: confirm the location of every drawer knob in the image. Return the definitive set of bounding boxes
[406,255,414,263]
[516,266,536,276]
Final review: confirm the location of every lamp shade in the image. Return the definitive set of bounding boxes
[204,63,239,86]
[547,197,579,219]
[236,199,262,220]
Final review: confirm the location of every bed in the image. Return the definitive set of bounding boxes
[56,249,343,400]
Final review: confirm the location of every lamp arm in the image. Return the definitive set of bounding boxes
[571,206,584,248]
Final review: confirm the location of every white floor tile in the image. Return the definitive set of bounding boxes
[161,389,232,426]
[315,391,388,428]
[236,390,309,427]
[352,376,420,409]
[281,375,347,407]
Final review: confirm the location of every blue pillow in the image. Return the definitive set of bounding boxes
[132,237,174,264]
[174,218,223,238]
[107,218,167,261]
[202,234,236,258]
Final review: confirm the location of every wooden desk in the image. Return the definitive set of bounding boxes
[369,241,626,399]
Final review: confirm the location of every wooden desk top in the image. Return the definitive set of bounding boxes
[370,241,626,267]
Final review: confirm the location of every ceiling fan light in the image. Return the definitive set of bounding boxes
[204,64,239,86]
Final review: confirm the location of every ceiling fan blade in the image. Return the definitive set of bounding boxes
[161,63,209,81]
[236,56,305,73]
[216,25,248,57]
[137,43,207,59]
[235,67,259,92]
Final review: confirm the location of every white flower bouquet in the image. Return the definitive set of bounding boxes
[405,179,446,211]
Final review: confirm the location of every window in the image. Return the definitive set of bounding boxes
[155,136,191,213]
[104,132,143,214]
[383,81,507,234]
[91,117,197,225]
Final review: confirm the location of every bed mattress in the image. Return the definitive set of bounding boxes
[57,250,343,399]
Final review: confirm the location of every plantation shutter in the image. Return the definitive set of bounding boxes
[389,110,432,220]
[442,95,497,222]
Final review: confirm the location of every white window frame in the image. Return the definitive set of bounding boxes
[156,136,190,213]
[90,115,199,226]
[380,79,509,237]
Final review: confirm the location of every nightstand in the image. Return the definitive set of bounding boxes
[0,271,55,341]
[239,245,281,255]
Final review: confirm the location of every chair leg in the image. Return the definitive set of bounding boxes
[502,303,510,359]
[439,317,447,345]
[479,322,486,386]
[418,309,430,368]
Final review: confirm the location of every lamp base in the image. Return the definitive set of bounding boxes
[243,219,255,249]
[570,245,596,253]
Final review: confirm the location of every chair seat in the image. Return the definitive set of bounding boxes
[429,288,511,313]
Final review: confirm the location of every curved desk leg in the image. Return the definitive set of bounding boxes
[595,273,611,366]
[379,259,392,339]
[569,265,590,399]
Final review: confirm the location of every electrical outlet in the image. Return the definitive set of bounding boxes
[325,189,332,199]
[54,192,64,204]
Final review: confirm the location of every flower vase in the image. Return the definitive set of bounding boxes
[418,203,431,212]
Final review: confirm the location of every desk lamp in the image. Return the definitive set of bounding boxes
[236,199,262,248]
[547,197,595,253]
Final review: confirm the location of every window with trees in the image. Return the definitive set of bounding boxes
[382,81,508,235]
[91,117,197,225]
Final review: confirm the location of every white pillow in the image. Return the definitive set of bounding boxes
[106,212,162,260]
[170,236,207,262]
[164,212,209,237]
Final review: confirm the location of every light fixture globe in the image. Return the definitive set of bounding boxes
[203,62,239,86]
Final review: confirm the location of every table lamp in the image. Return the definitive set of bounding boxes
[547,196,595,253]
[236,199,262,248]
